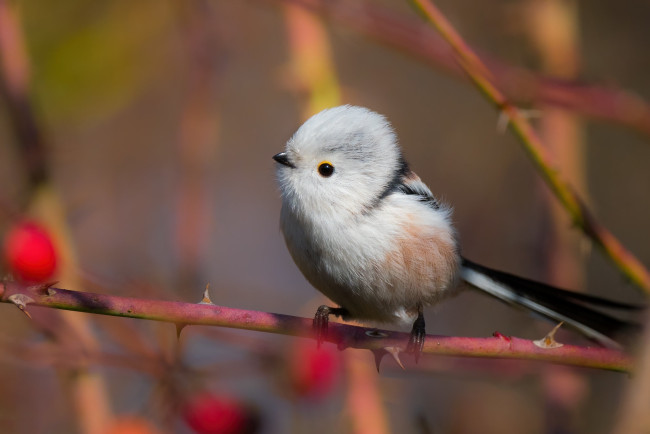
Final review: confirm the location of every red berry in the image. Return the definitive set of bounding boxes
[290,342,342,400]
[3,221,58,282]
[183,393,248,434]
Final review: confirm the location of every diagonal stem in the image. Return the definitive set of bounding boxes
[412,0,650,294]
[264,0,650,138]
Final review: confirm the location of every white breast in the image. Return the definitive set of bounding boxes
[280,193,461,326]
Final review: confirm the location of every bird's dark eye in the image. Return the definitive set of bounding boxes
[318,161,334,177]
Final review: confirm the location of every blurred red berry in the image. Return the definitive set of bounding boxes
[183,393,252,434]
[3,221,58,282]
[291,342,342,400]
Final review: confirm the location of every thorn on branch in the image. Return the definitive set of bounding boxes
[29,281,58,295]
[8,293,34,319]
[199,283,214,305]
[176,323,187,339]
[371,346,405,371]
[496,107,541,133]
[492,331,512,342]
[371,348,388,372]
[534,322,565,349]
[385,346,405,370]
[366,330,405,371]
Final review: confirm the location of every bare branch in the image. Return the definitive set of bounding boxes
[0,281,633,373]
[411,0,650,294]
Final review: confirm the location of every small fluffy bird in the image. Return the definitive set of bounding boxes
[273,105,638,358]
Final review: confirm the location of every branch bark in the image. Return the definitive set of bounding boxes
[0,281,633,373]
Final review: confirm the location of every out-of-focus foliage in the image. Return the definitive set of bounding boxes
[23,0,175,123]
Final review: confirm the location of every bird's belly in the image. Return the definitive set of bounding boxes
[286,229,431,325]
[281,205,460,326]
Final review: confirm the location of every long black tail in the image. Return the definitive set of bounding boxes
[460,258,643,348]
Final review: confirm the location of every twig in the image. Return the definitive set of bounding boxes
[0,281,633,373]
[411,0,650,294]
[261,0,650,139]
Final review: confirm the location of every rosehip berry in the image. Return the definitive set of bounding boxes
[291,342,342,400]
[183,393,253,434]
[3,221,58,282]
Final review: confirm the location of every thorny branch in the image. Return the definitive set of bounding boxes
[0,281,634,373]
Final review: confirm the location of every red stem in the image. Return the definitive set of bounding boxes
[0,281,634,373]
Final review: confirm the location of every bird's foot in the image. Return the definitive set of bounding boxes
[406,310,426,363]
[313,305,347,347]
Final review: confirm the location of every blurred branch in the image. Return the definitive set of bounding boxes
[345,351,390,434]
[412,0,650,294]
[613,312,650,433]
[528,3,587,432]
[0,0,48,190]
[0,4,114,432]
[261,0,650,139]
[283,3,341,117]
[2,338,172,378]
[0,281,633,373]
[173,0,222,287]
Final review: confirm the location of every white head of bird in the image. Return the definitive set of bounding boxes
[274,105,406,220]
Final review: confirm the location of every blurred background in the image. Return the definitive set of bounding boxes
[1,0,649,433]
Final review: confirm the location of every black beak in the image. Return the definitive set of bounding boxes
[272,152,295,168]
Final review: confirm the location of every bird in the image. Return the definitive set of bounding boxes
[272,105,639,360]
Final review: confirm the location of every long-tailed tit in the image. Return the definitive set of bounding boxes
[273,105,638,359]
